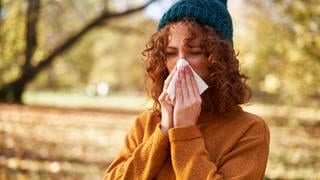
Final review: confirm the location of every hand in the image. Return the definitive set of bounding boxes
[158,65,177,135]
[174,65,202,127]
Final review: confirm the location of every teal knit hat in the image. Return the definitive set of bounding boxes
[157,0,233,44]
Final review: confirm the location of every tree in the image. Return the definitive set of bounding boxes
[0,0,156,103]
[238,0,320,106]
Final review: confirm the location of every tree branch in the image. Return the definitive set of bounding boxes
[0,0,157,102]
[25,0,40,70]
[29,0,156,81]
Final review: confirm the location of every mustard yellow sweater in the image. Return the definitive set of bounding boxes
[104,106,270,180]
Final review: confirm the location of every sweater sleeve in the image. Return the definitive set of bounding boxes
[104,113,170,180]
[168,121,270,180]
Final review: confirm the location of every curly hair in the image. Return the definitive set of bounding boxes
[142,18,251,116]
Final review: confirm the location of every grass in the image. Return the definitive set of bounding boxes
[23,90,153,111]
[0,90,319,179]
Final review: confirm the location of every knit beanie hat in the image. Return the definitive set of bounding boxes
[157,0,233,44]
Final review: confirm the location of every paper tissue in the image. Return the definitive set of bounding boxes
[166,58,208,104]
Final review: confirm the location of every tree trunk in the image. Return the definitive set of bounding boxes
[0,0,40,103]
[0,0,156,103]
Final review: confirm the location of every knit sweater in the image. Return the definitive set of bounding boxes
[104,106,270,180]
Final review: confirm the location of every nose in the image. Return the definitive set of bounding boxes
[171,51,186,68]
[178,50,186,60]
[170,50,187,67]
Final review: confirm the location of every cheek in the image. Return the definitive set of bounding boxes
[166,60,176,72]
[189,59,209,77]
[193,66,209,79]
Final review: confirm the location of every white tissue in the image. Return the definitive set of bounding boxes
[166,59,208,104]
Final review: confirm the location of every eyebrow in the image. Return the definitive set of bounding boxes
[166,46,177,49]
[166,45,201,49]
[186,42,201,48]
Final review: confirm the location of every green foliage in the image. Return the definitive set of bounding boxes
[0,0,26,84]
[4,0,318,105]
[31,14,156,93]
[87,16,156,93]
[238,0,320,106]
[0,0,156,95]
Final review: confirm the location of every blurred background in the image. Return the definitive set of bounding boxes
[0,0,319,179]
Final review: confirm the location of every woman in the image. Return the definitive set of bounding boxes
[104,0,270,179]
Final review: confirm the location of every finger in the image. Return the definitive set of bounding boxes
[158,91,166,101]
[189,67,200,96]
[165,94,173,104]
[180,66,189,102]
[159,92,172,107]
[189,68,202,104]
[185,65,197,98]
[163,65,177,90]
[175,74,183,106]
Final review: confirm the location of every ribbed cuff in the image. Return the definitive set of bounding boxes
[168,125,202,142]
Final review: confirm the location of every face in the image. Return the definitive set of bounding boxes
[165,22,210,79]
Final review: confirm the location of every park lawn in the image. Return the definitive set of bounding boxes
[22,91,153,112]
[0,91,319,179]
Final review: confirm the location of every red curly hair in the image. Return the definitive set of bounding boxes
[143,18,251,116]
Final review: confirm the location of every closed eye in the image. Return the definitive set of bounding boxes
[165,51,177,56]
[189,51,203,55]
[190,51,202,54]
